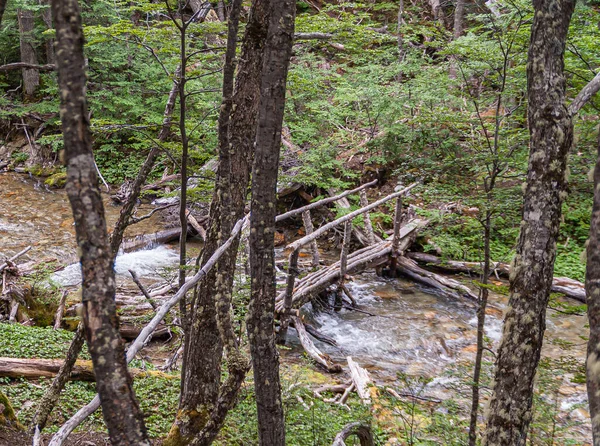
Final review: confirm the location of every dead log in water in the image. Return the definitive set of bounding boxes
[395,256,479,301]
[407,251,585,302]
[276,218,427,312]
[292,316,342,373]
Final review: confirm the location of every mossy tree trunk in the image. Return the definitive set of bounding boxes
[586,129,600,445]
[483,1,576,444]
[51,0,150,442]
[166,0,270,444]
[247,0,295,444]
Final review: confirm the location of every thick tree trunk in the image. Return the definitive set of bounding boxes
[483,1,576,444]
[247,0,295,443]
[51,0,150,443]
[586,130,600,445]
[168,0,270,443]
[18,6,40,99]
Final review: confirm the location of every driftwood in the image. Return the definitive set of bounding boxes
[0,357,167,381]
[332,422,374,446]
[276,219,427,312]
[292,315,342,373]
[0,246,32,273]
[347,356,371,404]
[53,291,68,330]
[120,223,204,252]
[358,189,375,245]
[276,179,378,222]
[395,256,479,301]
[407,252,585,302]
[302,210,320,267]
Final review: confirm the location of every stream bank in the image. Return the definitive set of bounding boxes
[0,171,593,444]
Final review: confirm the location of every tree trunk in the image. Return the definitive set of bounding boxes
[468,212,490,446]
[50,0,150,442]
[453,0,465,39]
[18,6,40,99]
[483,1,576,444]
[247,0,295,443]
[168,0,270,443]
[40,0,55,64]
[586,129,600,445]
[30,323,85,433]
[0,0,7,26]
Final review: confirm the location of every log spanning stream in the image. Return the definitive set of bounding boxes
[0,171,592,441]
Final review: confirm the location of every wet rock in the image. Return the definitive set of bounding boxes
[558,385,578,396]
[569,407,590,422]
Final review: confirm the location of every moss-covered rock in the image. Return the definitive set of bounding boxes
[44,171,68,188]
[0,390,23,430]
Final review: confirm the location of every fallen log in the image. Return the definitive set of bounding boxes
[395,256,479,301]
[407,252,585,303]
[347,356,372,404]
[292,315,342,373]
[332,422,374,446]
[0,357,172,381]
[276,219,427,312]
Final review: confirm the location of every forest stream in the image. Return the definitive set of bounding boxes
[1,171,592,441]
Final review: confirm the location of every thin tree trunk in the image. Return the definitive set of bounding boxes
[586,129,600,445]
[468,212,490,446]
[453,0,465,39]
[18,6,40,99]
[167,0,270,443]
[483,1,576,444]
[50,0,150,442]
[247,0,295,443]
[30,323,85,433]
[40,0,55,64]
[0,0,7,26]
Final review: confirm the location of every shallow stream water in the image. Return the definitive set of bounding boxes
[0,171,592,441]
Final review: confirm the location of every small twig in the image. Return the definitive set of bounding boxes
[94,160,110,192]
[129,203,178,225]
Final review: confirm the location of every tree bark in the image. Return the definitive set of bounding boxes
[0,0,7,27]
[586,129,600,445]
[18,5,40,99]
[168,0,269,443]
[247,0,295,443]
[453,0,465,39]
[483,1,576,444]
[40,0,55,64]
[51,0,150,442]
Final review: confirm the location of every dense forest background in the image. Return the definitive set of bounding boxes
[1,0,598,278]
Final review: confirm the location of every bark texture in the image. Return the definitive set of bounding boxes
[18,6,40,98]
[51,0,149,442]
[168,0,269,443]
[247,0,295,443]
[483,1,576,444]
[586,129,600,445]
[453,0,465,39]
[0,0,7,26]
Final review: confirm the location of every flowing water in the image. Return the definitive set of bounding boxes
[1,171,592,440]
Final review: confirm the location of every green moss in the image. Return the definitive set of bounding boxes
[44,171,68,188]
